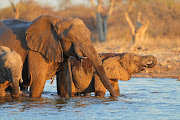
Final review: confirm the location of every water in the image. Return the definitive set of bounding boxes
[0,78,180,120]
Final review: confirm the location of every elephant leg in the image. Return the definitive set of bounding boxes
[29,67,46,98]
[71,76,76,97]
[56,71,61,96]
[28,51,47,98]
[0,81,10,99]
[109,79,120,96]
[30,76,46,98]
[57,57,72,98]
[94,74,106,97]
[0,84,6,99]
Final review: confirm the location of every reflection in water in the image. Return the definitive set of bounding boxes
[0,78,180,120]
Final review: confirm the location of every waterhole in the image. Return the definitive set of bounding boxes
[0,78,179,120]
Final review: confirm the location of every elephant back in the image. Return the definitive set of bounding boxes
[99,53,118,61]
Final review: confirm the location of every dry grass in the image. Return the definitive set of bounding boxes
[141,36,180,49]
[93,36,180,53]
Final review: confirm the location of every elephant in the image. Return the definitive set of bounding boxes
[0,15,116,98]
[0,46,23,99]
[60,53,157,97]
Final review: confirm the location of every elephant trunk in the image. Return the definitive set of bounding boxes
[12,79,19,95]
[141,55,157,68]
[11,71,21,99]
[81,44,117,97]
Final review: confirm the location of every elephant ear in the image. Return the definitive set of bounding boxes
[25,15,63,62]
[103,56,131,81]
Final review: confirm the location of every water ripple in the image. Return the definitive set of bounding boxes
[0,78,179,120]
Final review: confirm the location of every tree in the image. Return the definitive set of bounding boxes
[9,0,23,19]
[90,0,115,42]
[124,0,149,49]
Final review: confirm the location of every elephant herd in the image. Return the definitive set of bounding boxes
[0,15,157,100]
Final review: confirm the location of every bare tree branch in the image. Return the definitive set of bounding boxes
[124,11,135,35]
[97,0,103,12]
[90,0,96,8]
[124,0,149,49]
[107,0,115,16]
[136,11,142,28]
[9,0,16,12]
[127,0,134,13]
[16,0,23,10]
[9,0,23,19]
[135,20,149,41]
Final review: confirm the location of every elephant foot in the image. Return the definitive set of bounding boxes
[95,91,105,97]
[78,93,91,97]
[74,92,80,96]
[12,94,19,100]
[20,87,29,94]
[0,90,6,97]
[115,90,120,96]
[0,95,5,101]
[83,93,91,96]
[19,90,27,96]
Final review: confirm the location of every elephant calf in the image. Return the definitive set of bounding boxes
[65,53,157,97]
[0,46,23,99]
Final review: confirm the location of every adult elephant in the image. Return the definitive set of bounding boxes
[0,15,116,98]
[64,53,157,97]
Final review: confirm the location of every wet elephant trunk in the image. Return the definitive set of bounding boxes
[56,56,72,97]
[81,44,117,97]
[11,74,20,99]
[141,55,157,68]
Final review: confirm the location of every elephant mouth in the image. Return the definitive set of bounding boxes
[142,61,153,68]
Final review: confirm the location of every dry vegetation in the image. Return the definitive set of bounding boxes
[0,0,180,79]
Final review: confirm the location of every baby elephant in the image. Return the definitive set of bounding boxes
[0,46,23,100]
[61,53,157,97]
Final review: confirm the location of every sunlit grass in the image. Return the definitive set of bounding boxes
[93,36,180,53]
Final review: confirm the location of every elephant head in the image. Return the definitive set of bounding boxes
[102,53,157,81]
[25,15,116,97]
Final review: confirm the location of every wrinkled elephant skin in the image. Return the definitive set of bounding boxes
[63,53,157,97]
[0,15,116,98]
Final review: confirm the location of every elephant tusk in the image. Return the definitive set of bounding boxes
[80,59,83,77]
[50,75,56,84]
[20,79,23,83]
[147,61,153,65]
[79,57,87,77]
[143,61,153,67]
[76,55,87,61]
[79,56,87,59]
[147,61,153,67]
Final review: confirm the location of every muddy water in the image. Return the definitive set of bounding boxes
[0,78,179,120]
